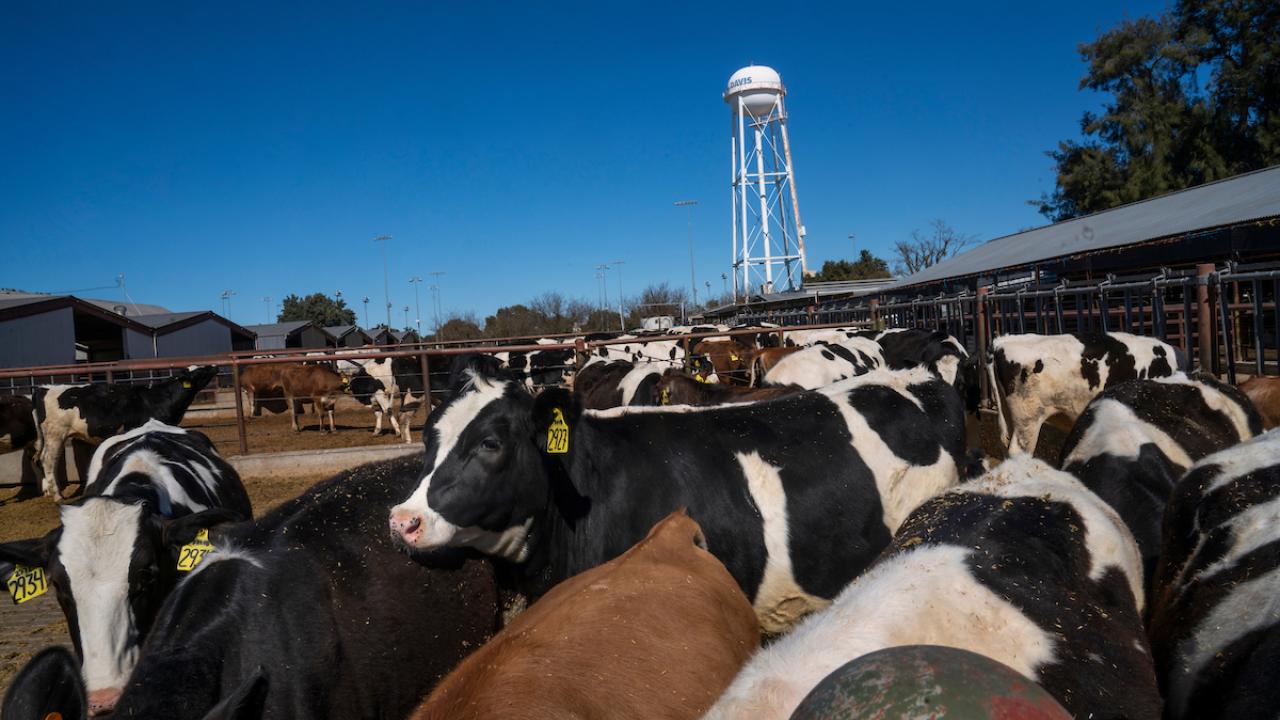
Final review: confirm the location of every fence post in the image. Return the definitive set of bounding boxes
[419,351,433,408]
[869,298,880,329]
[1196,263,1215,373]
[232,360,248,456]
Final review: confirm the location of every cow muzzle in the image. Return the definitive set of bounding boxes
[88,687,122,716]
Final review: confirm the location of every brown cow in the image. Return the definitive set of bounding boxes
[239,363,289,417]
[1240,375,1280,429]
[280,365,347,432]
[749,346,801,385]
[410,511,759,720]
[655,369,802,407]
[692,339,754,385]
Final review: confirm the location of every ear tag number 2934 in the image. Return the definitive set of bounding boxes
[176,529,215,572]
[6,564,48,605]
[546,408,570,454]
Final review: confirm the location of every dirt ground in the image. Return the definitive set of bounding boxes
[0,471,332,695]
[182,396,426,457]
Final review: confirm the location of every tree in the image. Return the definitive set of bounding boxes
[277,293,356,327]
[892,220,976,276]
[433,312,483,341]
[1038,0,1279,221]
[810,250,891,282]
[483,304,554,339]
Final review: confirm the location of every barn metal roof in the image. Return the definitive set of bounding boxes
[133,311,257,338]
[893,164,1280,289]
[243,321,315,337]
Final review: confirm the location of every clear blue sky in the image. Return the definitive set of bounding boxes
[0,1,1167,327]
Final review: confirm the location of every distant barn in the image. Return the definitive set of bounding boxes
[244,321,336,351]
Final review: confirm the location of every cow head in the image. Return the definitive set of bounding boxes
[0,503,242,716]
[389,356,570,562]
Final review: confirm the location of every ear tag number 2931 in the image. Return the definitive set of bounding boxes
[546,408,570,454]
[6,564,48,605]
[176,529,215,572]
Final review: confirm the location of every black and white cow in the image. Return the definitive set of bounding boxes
[0,394,40,489]
[343,356,426,442]
[781,327,870,348]
[760,337,885,389]
[3,455,501,720]
[572,360,663,410]
[990,332,1183,453]
[1060,374,1262,585]
[704,455,1159,720]
[1148,430,1280,720]
[389,356,966,634]
[33,365,219,499]
[590,337,685,369]
[0,420,251,716]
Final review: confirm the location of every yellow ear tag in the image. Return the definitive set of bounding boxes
[546,408,570,454]
[730,354,739,362]
[176,529,215,572]
[660,388,670,405]
[695,374,710,384]
[182,381,192,389]
[6,564,48,605]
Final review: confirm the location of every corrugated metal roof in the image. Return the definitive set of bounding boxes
[130,311,206,328]
[84,298,172,315]
[243,321,313,337]
[894,164,1280,289]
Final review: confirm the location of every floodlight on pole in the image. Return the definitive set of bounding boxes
[373,234,392,327]
[674,200,698,305]
[220,290,236,317]
[361,296,370,328]
[428,271,445,337]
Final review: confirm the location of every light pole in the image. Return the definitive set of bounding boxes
[428,272,445,338]
[721,272,728,296]
[848,233,856,258]
[409,276,423,336]
[404,305,411,331]
[361,296,370,328]
[220,290,236,318]
[674,200,698,305]
[611,259,626,330]
[373,234,392,328]
[595,264,610,317]
[262,296,271,322]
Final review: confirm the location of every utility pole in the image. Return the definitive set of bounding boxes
[262,296,272,323]
[373,234,392,328]
[611,259,626,330]
[220,289,236,318]
[596,264,611,320]
[403,305,411,331]
[409,276,423,336]
[361,296,370,328]
[674,200,698,305]
[848,233,856,258]
[721,272,728,296]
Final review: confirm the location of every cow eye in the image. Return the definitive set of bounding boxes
[479,438,501,452]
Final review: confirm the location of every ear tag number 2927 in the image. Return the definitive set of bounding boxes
[6,564,48,605]
[176,529,215,572]
[546,408,570,454]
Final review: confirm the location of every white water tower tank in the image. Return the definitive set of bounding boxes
[724,65,785,116]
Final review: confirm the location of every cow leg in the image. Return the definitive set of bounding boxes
[325,397,336,433]
[372,410,384,435]
[18,444,40,496]
[286,390,300,431]
[37,432,66,501]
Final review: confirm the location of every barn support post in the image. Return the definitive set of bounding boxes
[1253,278,1265,377]
[976,286,990,407]
[419,351,432,408]
[232,360,248,456]
[1196,263,1215,373]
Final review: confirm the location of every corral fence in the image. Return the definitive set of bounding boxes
[1,260,1274,482]
[0,320,869,470]
[733,261,1280,385]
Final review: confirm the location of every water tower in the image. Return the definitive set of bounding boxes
[725,65,808,299]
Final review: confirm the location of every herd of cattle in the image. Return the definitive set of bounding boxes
[1,325,1279,719]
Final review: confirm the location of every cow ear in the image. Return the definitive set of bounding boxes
[1,646,87,720]
[200,668,268,720]
[0,529,59,570]
[161,508,248,550]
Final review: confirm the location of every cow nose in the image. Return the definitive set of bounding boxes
[390,510,423,544]
[88,687,122,716]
